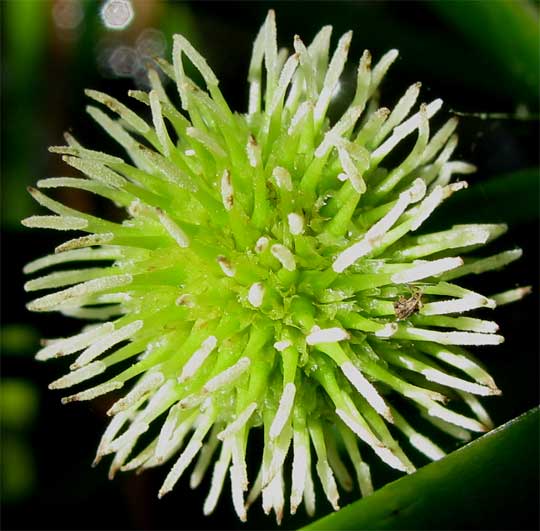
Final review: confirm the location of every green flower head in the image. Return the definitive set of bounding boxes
[24,10,528,523]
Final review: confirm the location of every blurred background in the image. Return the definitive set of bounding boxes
[1,1,538,530]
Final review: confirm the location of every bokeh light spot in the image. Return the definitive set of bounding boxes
[52,0,84,30]
[136,28,167,59]
[108,45,140,77]
[100,0,134,31]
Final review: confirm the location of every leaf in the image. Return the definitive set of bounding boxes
[427,167,540,229]
[301,407,539,530]
[429,0,540,106]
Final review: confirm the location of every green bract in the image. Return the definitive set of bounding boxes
[23,11,528,523]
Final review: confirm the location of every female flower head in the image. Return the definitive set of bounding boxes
[23,10,528,523]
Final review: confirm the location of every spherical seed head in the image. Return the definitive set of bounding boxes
[24,10,526,523]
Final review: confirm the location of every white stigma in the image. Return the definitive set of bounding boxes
[220,169,234,210]
[306,326,350,345]
[288,101,311,135]
[332,177,430,274]
[374,323,398,338]
[272,166,293,191]
[422,369,496,396]
[248,282,264,308]
[421,295,493,315]
[203,357,251,393]
[61,381,123,404]
[290,432,308,515]
[391,257,463,284]
[72,320,143,369]
[271,244,296,271]
[337,409,407,472]
[428,404,486,432]
[107,372,165,416]
[48,361,106,390]
[254,236,269,254]
[22,215,88,231]
[230,466,248,522]
[36,322,115,361]
[340,361,394,423]
[178,336,218,383]
[332,239,373,273]
[269,383,296,439]
[203,443,232,515]
[287,213,304,235]
[217,402,258,441]
[156,208,190,248]
[409,434,446,461]
[410,186,445,231]
[273,340,292,352]
[340,362,393,422]
[217,255,235,277]
[247,135,260,167]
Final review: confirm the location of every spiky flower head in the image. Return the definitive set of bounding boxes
[24,10,529,523]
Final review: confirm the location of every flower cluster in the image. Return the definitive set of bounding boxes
[24,11,528,523]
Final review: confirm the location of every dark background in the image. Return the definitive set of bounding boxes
[1,1,539,530]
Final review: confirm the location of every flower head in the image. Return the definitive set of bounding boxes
[24,10,528,523]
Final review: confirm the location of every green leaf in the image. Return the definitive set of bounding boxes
[0,379,39,430]
[301,407,539,530]
[429,0,540,105]
[2,0,48,229]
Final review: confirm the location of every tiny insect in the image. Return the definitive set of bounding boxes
[394,286,423,321]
